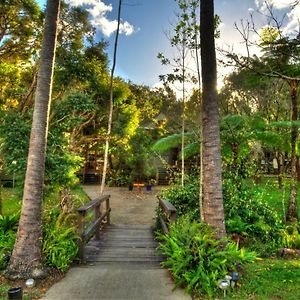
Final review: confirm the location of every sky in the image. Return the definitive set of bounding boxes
[37,0,300,89]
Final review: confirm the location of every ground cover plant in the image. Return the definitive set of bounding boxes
[157,215,256,298]
[228,258,300,300]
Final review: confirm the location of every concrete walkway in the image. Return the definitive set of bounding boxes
[43,186,191,300]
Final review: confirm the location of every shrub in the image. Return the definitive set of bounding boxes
[157,215,256,298]
[0,212,20,232]
[160,175,200,219]
[159,172,284,256]
[0,212,19,270]
[280,223,300,249]
[223,172,282,244]
[106,171,128,187]
[42,211,79,272]
[0,230,16,270]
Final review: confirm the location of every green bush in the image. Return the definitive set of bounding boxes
[42,212,79,272]
[157,215,256,298]
[160,175,200,219]
[223,173,282,243]
[0,230,16,270]
[159,172,284,256]
[0,212,20,232]
[0,212,19,269]
[280,223,300,249]
[106,170,128,187]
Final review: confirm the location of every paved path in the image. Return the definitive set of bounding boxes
[43,186,191,300]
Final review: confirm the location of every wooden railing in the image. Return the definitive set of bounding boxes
[77,194,111,261]
[157,196,177,234]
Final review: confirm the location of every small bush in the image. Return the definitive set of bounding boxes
[160,175,200,219]
[223,173,282,244]
[157,215,256,298]
[0,230,16,270]
[42,211,79,272]
[0,212,20,232]
[280,223,300,249]
[106,171,128,187]
[0,212,19,270]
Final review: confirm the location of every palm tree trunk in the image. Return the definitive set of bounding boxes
[5,0,60,279]
[193,8,204,220]
[200,0,226,238]
[286,80,299,222]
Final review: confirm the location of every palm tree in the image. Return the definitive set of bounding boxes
[200,0,226,238]
[5,0,60,279]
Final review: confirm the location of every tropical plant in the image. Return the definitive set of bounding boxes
[280,223,300,249]
[0,212,20,270]
[160,174,200,219]
[157,215,256,298]
[42,211,79,272]
[223,172,283,252]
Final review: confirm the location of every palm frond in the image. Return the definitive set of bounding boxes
[183,141,200,158]
[152,132,195,152]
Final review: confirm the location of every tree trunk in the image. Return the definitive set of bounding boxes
[100,0,122,195]
[0,178,2,216]
[181,32,186,187]
[277,152,283,190]
[286,80,299,222]
[200,0,226,238]
[193,8,204,220]
[296,155,300,182]
[5,0,60,279]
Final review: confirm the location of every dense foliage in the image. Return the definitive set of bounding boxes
[157,216,256,298]
[42,210,78,272]
[0,213,19,270]
[160,174,200,218]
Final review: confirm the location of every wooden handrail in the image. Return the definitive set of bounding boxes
[77,194,111,262]
[157,196,177,234]
[77,195,110,213]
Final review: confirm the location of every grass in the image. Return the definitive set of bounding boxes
[1,185,90,216]
[0,187,21,215]
[228,258,300,300]
[246,176,300,219]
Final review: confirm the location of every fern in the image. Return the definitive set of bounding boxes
[157,215,256,298]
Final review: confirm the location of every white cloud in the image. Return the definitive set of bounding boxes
[255,0,294,10]
[255,0,300,34]
[68,0,135,37]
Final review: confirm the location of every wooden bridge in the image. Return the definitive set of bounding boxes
[43,187,190,300]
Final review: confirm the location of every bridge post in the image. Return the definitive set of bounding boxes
[95,203,101,240]
[106,198,110,224]
[77,210,86,262]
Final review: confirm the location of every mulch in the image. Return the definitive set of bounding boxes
[0,268,65,299]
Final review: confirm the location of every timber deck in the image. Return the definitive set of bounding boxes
[85,224,164,266]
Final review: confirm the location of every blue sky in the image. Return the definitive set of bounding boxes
[37,0,298,87]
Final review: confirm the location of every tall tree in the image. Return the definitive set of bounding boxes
[5,0,60,279]
[100,0,122,194]
[200,0,226,238]
[228,12,300,221]
[0,0,42,61]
